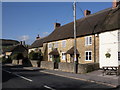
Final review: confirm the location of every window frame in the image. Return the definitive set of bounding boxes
[49,55,52,61]
[62,40,66,48]
[85,36,92,46]
[85,51,92,61]
[48,43,52,49]
[61,52,66,60]
[54,42,58,48]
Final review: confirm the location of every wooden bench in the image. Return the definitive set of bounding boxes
[102,66,119,76]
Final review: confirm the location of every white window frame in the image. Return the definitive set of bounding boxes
[48,43,52,49]
[85,51,92,61]
[54,42,58,48]
[49,55,52,61]
[62,40,66,48]
[85,36,92,45]
[61,52,66,60]
[118,32,120,42]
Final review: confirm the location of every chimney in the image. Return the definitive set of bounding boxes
[54,23,61,29]
[36,34,40,40]
[20,41,22,45]
[23,41,25,46]
[113,0,120,8]
[84,10,91,17]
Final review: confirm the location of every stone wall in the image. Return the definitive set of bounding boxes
[41,61,54,70]
[78,63,99,74]
[30,60,40,67]
[59,62,74,73]
[12,60,19,65]
[18,59,22,65]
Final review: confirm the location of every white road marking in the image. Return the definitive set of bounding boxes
[44,85,55,90]
[3,69,33,82]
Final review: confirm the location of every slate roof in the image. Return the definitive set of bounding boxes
[44,6,120,43]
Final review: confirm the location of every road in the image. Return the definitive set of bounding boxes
[2,65,119,89]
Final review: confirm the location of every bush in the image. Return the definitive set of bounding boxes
[1,56,12,64]
[11,53,24,60]
[29,51,42,60]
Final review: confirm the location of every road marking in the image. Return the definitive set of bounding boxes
[14,73,33,82]
[40,71,117,88]
[3,69,33,82]
[44,85,55,90]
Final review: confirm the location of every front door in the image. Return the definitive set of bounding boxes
[53,55,59,69]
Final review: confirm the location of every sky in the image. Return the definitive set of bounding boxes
[2,2,112,45]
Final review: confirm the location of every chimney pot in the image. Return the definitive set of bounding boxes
[20,41,22,45]
[84,10,91,17]
[113,0,120,8]
[36,34,40,40]
[54,23,61,29]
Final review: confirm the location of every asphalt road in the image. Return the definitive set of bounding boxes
[2,65,119,89]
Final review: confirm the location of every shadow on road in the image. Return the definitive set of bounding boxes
[2,70,17,83]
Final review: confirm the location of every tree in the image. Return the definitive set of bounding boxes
[29,50,42,60]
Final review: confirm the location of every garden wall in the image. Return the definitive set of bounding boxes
[41,61,54,70]
[58,62,74,73]
[58,62,99,73]
[30,60,40,67]
[78,63,99,74]
[12,60,19,65]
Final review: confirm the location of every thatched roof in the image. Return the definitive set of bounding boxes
[2,45,28,53]
[0,39,19,46]
[29,37,46,49]
[44,7,120,43]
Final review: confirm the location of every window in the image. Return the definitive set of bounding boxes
[118,52,120,61]
[118,32,120,42]
[49,55,52,61]
[54,42,58,48]
[85,51,92,61]
[62,52,66,60]
[62,40,66,48]
[85,36,92,45]
[48,43,52,49]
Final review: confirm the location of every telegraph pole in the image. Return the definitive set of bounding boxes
[73,0,77,73]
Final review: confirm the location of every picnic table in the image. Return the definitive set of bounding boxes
[102,66,119,76]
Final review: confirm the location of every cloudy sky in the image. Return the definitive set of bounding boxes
[2,2,112,45]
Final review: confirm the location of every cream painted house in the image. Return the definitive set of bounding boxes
[99,30,120,68]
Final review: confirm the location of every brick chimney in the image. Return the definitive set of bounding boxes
[36,34,40,40]
[84,10,91,17]
[113,0,120,8]
[54,23,61,29]
[23,41,25,46]
[20,41,22,45]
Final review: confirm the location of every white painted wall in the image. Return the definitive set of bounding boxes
[99,30,119,68]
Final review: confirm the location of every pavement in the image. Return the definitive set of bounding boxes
[4,64,120,88]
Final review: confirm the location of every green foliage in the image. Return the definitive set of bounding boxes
[0,56,12,64]
[52,55,60,63]
[29,50,42,60]
[105,52,111,58]
[11,53,24,60]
